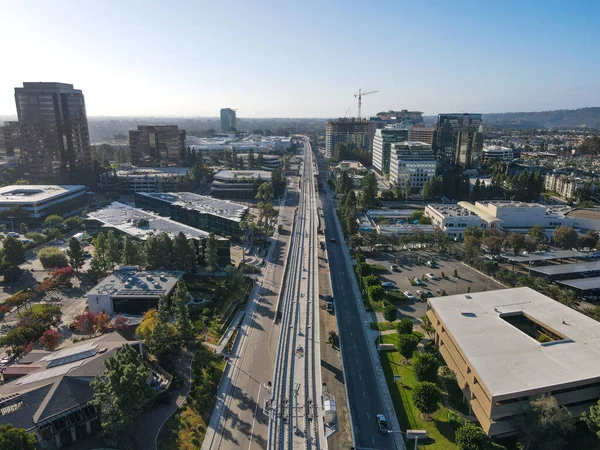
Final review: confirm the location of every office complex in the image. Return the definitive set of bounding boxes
[389,141,436,192]
[428,287,600,437]
[99,165,189,193]
[372,126,409,174]
[129,125,186,167]
[211,169,272,200]
[325,118,374,158]
[0,184,87,221]
[14,82,93,184]
[134,191,248,236]
[408,125,436,146]
[435,113,484,169]
[0,121,21,166]
[482,145,514,161]
[220,108,237,133]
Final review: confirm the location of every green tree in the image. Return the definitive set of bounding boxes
[397,333,419,361]
[44,214,63,228]
[66,237,85,271]
[383,303,396,321]
[579,230,598,250]
[517,394,574,450]
[271,168,286,197]
[93,232,108,270]
[256,181,273,201]
[257,151,264,168]
[403,178,412,201]
[87,256,108,283]
[38,246,67,268]
[455,423,488,450]
[360,172,378,209]
[19,223,27,235]
[552,226,579,250]
[529,224,546,244]
[63,216,82,229]
[368,284,385,302]
[121,236,143,266]
[582,399,600,438]
[205,232,219,272]
[0,424,37,450]
[413,352,440,382]
[482,235,503,256]
[504,232,526,255]
[172,281,192,339]
[421,178,433,200]
[336,171,353,195]
[247,149,255,169]
[105,230,120,270]
[90,344,155,442]
[396,317,413,335]
[149,321,174,358]
[412,381,442,416]
[172,232,197,273]
[2,236,25,265]
[144,234,162,269]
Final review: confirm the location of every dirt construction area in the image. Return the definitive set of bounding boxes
[366,249,506,321]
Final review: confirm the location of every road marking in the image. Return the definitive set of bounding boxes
[248,383,262,449]
[363,392,366,399]
[372,436,375,445]
[366,411,370,420]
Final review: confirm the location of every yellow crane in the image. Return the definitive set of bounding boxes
[354,89,378,120]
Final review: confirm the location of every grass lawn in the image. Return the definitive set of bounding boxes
[30,303,47,314]
[380,333,459,449]
[370,321,400,331]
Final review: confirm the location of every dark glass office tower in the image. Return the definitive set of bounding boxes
[14,82,93,184]
[129,125,186,167]
[435,113,484,169]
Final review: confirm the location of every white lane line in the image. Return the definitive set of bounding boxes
[366,411,370,420]
[372,436,375,445]
[363,392,366,399]
[248,383,262,449]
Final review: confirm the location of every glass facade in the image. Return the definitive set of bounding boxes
[129,126,186,167]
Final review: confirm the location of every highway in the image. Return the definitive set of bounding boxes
[267,138,325,449]
[316,152,396,450]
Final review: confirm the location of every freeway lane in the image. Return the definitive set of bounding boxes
[318,167,396,449]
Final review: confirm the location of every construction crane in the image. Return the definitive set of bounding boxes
[354,89,378,120]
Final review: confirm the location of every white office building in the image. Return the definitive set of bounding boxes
[482,145,514,161]
[389,141,436,191]
[372,126,409,174]
[425,203,486,239]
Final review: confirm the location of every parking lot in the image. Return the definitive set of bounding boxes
[366,249,505,321]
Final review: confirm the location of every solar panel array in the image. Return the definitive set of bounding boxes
[46,348,99,369]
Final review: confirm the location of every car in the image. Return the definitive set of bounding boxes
[0,356,11,365]
[426,273,439,281]
[403,291,415,299]
[376,414,389,433]
[425,291,434,298]
[416,289,424,296]
[326,300,334,312]
[413,277,424,286]
[329,237,336,243]
[381,281,396,287]
[389,264,400,272]
[426,260,436,268]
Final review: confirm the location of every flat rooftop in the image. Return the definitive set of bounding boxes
[566,209,600,221]
[559,277,600,291]
[115,167,188,178]
[367,209,415,218]
[427,203,480,218]
[0,185,85,203]
[138,192,247,221]
[429,287,600,398]
[88,269,183,298]
[214,170,272,181]
[87,202,221,240]
[500,249,585,263]
[530,260,600,277]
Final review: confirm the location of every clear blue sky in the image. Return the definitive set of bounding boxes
[1,0,599,118]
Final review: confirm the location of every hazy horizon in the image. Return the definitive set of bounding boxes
[1,0,600,118]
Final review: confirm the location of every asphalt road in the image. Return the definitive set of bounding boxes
[319,182,395,448]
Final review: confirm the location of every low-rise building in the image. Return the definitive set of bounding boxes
[482,145,514,161]
[87,269,183,315]
[99,165,189,193]
[544,173,586,199]
[134,192,247,236]
[237,153,281,171]
[0,185,87,221]
[424,203,486,239]
[211,170,272,200]
[427,287,600,437]
[389,142,437,193]
[86,202,231,267]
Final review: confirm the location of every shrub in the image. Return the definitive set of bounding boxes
[383,303,396,321]
[414,352,440,382]
[455,423,488,450]
[38,247,68,268]
[396,317,413,335]
[412,381,442,415]
[397,333,419,360]
[363,275,380,287]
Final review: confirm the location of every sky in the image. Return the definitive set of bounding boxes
[1,0,600,118]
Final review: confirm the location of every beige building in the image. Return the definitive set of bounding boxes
[427,287,600,437]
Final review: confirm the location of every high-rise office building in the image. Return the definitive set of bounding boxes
[389,141,437,192]
[372,125,409,174]
[220,108,237,133]
[325,118,374,159]
[14,82,93,184]
[0,121,21,166]
[129,125,186,167]
[434,113,484,169]
[409,125,436,146]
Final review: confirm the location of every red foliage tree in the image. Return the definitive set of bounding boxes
[72,311,96,335]
[50,266,76,288]
[112,315,129,330]
[94,312,111,332]
[39,329,61,351]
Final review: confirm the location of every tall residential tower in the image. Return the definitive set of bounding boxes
[14,82,93,184]
[325,118,374,159]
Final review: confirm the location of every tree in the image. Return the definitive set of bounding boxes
[383,303,396,322]
[397,333,419,362]
[396,317,413,335]
[171,281,192,339]
[87,256,108,283]
[72,311,97,335]
[455,423,489,450]
[413,352,440,382]
[157,232,174,269]
[144,234,163,269]
[105,230,120,270]
[579,230,599,249]
[482,235,503,256]
[256,181,273,202]
[90,344,155,441]
[360,172,378,209]
[247,149,255,169]
[149,320,174,358]
[39,329,61,350]
[136,309,160,343]
[63,216,82,229]
[412,381,442,416]
[504,232,526,255]
[44,214,63,228]
[517,394,574,450]
[67,237,85,271]
[552,226,579,250]
[0,424,37,450]
[172,232,197,273]
[2,236,25,265]
[121,235,143,266]
[271,168,286,197]
[19,223,27,235]
[205,232,219,272]
[529,224,546,244]
[368,284,385,302]
[93,232,108,269]
[582,399,600,438]
[403,178,412,201]
[38,246,68,268]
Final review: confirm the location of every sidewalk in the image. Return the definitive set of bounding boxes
[214,310,245,354]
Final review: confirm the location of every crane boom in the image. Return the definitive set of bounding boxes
[353,89,379,119]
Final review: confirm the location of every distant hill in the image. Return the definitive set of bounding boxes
[425,107,600,130]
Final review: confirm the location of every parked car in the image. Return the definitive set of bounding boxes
[381,281,397,287]
[413,277,424,286]
[416,289,424,297]
[426,273,439,281]
[403,291,415,300]
[329,237,336,243]
[389,264,400,272]
[426,260,436,268]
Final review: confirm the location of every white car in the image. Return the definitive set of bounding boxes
[426,273,439,280]
[413,277,424,286]
[381,281,397,287]
[403,291,415,299]
[416,289,424,296]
